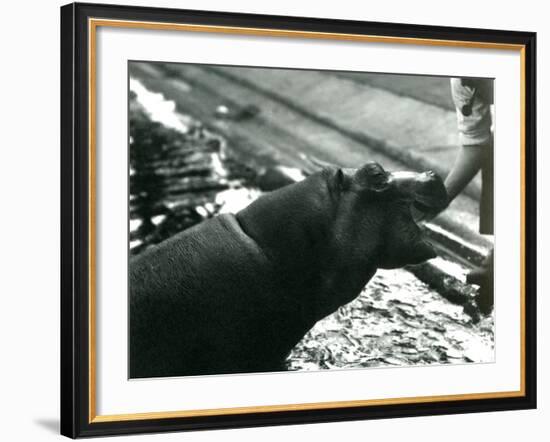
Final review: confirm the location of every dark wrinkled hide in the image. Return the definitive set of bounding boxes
[130,163,445,378]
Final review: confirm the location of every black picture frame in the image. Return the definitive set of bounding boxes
[61,2,537,438]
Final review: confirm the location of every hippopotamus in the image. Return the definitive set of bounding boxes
[129,162,447,378]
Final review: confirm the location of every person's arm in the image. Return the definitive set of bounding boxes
[444,144,488,202]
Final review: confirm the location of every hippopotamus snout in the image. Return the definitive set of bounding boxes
[387,170,448,214]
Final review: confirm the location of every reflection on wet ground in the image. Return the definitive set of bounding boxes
[129,78,494,370]
[129,87,255,255]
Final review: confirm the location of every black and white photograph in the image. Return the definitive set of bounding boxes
[128,61,495,379]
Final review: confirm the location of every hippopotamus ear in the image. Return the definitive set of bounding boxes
[354,162,391,193]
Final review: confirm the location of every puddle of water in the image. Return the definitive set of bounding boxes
[130,78,193,134]
[129,77,255,255]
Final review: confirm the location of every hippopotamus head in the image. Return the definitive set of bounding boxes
[237,161,447,319]
[324,163,446,268]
